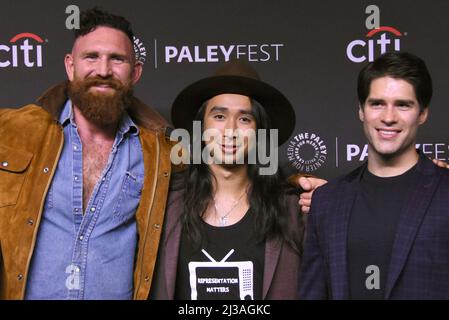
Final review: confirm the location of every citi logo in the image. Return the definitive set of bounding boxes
[346,26,402,63]
[346,5,404,63]
[0,33,45,68]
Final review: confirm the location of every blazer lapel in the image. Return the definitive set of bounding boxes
[262,238,282,299]
[384,156,441,299]
[328,166,364,299]
[162,191,184,299]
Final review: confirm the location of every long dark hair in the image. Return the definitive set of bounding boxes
[181,98,300,252]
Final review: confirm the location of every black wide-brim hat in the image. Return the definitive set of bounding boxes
[171,60,296,145]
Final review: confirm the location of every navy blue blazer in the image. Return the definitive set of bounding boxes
[299,154,449,299]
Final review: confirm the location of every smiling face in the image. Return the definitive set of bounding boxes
[359,76,428,166]
[64,26,142,127]
[65,26,141,92]
[203,93,257,165]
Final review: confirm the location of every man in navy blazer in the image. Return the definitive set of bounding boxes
[299,52,449,300]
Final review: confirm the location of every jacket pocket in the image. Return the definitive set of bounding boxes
[0,144,33,208]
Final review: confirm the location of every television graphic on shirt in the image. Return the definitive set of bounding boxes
[188,249,254,300]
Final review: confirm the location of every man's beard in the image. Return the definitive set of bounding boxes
[68,76,134,128]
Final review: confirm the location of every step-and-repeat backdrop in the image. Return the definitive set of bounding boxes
[1,0,448,179]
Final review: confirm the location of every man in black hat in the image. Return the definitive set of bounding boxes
[151,60,305,300]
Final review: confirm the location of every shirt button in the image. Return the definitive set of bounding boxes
[144,275,150,282]
[43,167,49,173]
[79,235,84,240]
[74,176,79,181]
[75,267,80,273]
[153,223,161,229]
[74,208,79,213]
[17,274,23,280]
[73,145,78,151]
[90,207,96,212]
[27,219,34,226]
[1,161,8,167]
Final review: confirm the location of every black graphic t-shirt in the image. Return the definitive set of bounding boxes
[175,209,265,300]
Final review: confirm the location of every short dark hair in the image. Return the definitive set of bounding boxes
[74,7,134,44]
[357,52,433,110]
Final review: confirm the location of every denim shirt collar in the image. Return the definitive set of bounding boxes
[59,99,139,136]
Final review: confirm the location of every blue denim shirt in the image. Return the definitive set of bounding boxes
[25,100,144,300]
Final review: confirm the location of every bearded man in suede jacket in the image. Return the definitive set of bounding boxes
[0,8,172,300]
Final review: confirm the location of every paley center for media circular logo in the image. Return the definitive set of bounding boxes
[133,36,147,65]
[287,132,327,172]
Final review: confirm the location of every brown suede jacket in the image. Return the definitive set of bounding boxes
[0,82,173,300]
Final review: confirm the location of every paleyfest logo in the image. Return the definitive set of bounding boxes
[164,43,284,63]
[346,5,405,63]
[287,132,327,172]
[345,143,449,162]
[0,33,45,68]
